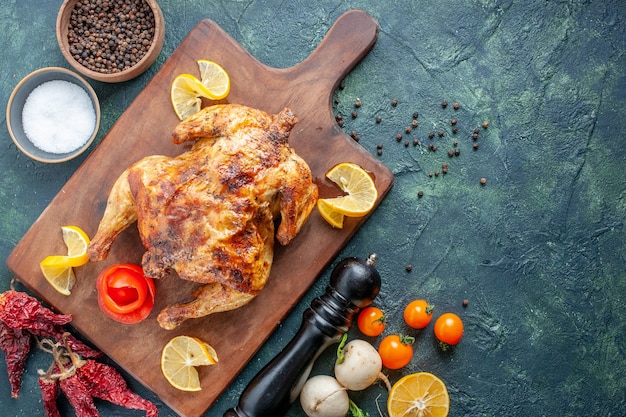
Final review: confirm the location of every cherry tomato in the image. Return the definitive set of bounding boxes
[357,306,386,336]
[96,263,156,324]
[378,334,414,370]
[404,299,434,329]
[434,312,464,349]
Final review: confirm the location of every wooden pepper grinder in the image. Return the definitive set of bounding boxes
[223,253,381,417]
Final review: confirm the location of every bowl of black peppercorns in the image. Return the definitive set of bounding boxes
[56,0,165,83]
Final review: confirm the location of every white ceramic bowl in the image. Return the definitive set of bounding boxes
[6,67,101,163]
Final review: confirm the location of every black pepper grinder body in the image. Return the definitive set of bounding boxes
[223,254,381,417]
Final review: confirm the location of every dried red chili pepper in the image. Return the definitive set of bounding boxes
[38,374,61,417]
[0,290,100,358]
[76,359,158,417]
[59,372,101,417]
[0,320,31,398]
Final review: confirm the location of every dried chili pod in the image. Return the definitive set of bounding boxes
[0,320,31,398]
[76,359,158,417]
[38,374,61,417]
[0,290,100,358]
[59,373,100,417]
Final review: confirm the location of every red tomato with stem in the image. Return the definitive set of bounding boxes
[378,334,415,370]
[404,299,435,329]
[96,263,156,324]
[357,306,386,336]
[434,312,464,350]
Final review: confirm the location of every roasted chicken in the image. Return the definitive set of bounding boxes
[88,104,318,329]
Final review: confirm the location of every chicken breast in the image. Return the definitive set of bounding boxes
[88,104,318,329]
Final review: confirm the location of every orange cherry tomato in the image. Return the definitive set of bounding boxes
[403,299,434,329]
[96,263,156,324]
[434,312,464,349]
[357,306,386,336]
[378,334,414,370]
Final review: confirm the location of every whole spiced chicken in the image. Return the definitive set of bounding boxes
[87,104,318,329]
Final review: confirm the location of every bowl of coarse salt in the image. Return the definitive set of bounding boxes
[6,67,100,163]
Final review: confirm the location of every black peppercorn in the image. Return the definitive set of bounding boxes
[480,177,487,185]
[462,299,469,307]
[417,191,424,198]
[404,141,409,147]
[451,119,457,125]
[391,98,398,107]
[405,126,412,134]
[454,148,460,156]
[351,111,358,119]
[438,130,444,138]
[453,140,458,147]
[482,121,489,129]
[447,149,454,157]
[396,134,403,142]
[375,116,382,124]
[377,143,383,149]
[405,264,413,272]
[412,120,419,128]
[441,100,448,108]
[354,98,362,108]
[413,139,419,146]
[412,111,419,119]
[473,142,479,150]
[452,127,458,134]
[377,148,383,156]
[472,132,479,140]
[453,102,460,110]
[428,131,435,139]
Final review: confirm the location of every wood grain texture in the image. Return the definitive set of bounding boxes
[7,10,393,417]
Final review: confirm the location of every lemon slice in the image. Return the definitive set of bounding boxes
[39,263,76,296]
[320,162,378,216]
[197,60,230,100]
[61,225,90,266]
[171,74,213,121]
[387,372,450,417]
[161,335,218,391]
[39,225,90,295]
[317,199,344,229]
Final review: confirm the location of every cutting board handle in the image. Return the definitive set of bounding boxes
[293,9,379,89]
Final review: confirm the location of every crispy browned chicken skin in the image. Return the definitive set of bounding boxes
[88,104,318,329]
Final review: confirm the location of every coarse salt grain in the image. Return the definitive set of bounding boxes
[22,80,96,154]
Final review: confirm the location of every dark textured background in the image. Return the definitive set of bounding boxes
[1,1,625,416]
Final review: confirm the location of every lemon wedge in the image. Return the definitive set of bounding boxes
[161,335,218,392]
[197,60,230,100]
[319,162,378,217]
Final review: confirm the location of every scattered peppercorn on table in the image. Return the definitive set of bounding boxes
[2,1,626,416]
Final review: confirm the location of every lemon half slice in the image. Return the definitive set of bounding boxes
[317,199,345,229]
[161,335,218,391]
[320,162,378,217]
[171,74,213,121]
[387,372,450,417]
[39,225,90,295]
[197,60,230,100]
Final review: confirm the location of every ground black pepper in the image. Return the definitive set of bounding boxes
[67,0,156,74]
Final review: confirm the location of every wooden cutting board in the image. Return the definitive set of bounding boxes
[7,9,393,417]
